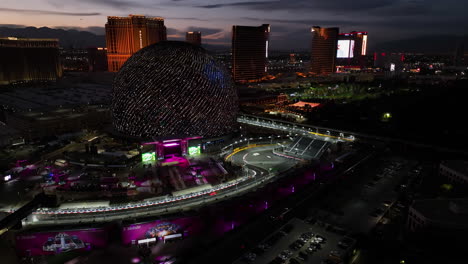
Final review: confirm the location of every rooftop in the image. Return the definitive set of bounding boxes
[289,101,321,108]
[441,160,468,176]
[0,84,111,112]
[412,198,468,228]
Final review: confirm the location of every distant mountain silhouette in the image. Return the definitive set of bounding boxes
[374,35,468,54]
[0,26,105,48]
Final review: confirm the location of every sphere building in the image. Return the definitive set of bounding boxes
[112,41,238,139]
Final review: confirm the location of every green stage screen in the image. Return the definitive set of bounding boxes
[188,146,201,156]
[142,152,156,162]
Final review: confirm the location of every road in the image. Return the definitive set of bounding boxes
[229,145,297,174]
[238,115,355,143]
[22,145,298,226]
[0,175,42,216]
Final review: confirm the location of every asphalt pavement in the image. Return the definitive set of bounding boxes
[233,218,350,264]
[309,157,416,234]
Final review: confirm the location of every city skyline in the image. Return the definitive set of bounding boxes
[1,0,467,50]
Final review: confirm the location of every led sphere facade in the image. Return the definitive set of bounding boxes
[112,41,238,139]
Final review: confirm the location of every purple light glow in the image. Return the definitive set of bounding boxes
[163,143,180,147]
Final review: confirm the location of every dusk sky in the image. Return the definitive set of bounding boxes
[1,0,467,50]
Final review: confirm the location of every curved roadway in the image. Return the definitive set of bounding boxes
[23,145,298,227]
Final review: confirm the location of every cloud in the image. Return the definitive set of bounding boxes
[242,17,355,27]
[167,27,185,39]
[165,17,211,22]
[197,1,277,9]
[48,0,156,10]
[0,24,26,28]
[196,0,394,12]
[0,7,100,16]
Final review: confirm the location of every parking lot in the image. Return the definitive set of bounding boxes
[233,218,355,264]
[308,158,415,234]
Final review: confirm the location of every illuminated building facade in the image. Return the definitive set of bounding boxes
[336,31,368,70]
[310,26,339,75]
[186,31,202,46]
[112,41,238,139]
[105,15,167,72]
[0,37,62,85]
[289,54,297,64]
[232,24,270,83]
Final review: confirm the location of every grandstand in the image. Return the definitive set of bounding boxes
[276,137,329,160]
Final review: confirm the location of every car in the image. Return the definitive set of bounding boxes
[337,241,350,249]
[243,252,256,262]
[269,257,285,264]
[315,235,326,242]
[278,250,293,260]
[383,200,392,207]
[289,242,301,251]
[307,246,316,253]
[258,243,270,250]
[305,217,316,225]
[298,251,308,261]
[289,258,300,264]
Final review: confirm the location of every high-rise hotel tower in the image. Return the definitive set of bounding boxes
[310,26,339,75]
[105,15,167,72]
[232,24,270,83]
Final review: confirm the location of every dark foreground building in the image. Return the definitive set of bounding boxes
[0,37,62,85]
[310,26,339,75]
[186,31,202,46]
[88,47,108,72]
[112,41,238,139]
[232,24,270,83]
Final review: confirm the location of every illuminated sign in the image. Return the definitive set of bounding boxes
[188,146,201,156]
[337,40,355,58]
[266,40,269,58]
[141,152,156,162]
[163,143,179,147]
[362,35,368,56]
[390,63,396,72]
